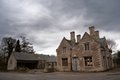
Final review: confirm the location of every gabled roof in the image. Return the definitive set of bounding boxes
[14,52,40,61]
[66,39,75,46]
[82,32,107,48]
[81,32,92,40]
[82,32,89,38]
[57,37,75,49]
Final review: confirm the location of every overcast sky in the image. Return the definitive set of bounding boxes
[0,0,120,55]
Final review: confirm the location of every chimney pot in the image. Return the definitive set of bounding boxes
[77,35,81,43]
[70,31,75,42]
[89,26,95,36]
[95,30,99,39]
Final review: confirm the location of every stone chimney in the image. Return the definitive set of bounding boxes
[77,35,81,43]
[89,26,99,40]
[95,31,99,39]
[70,31,75,42]
[89,26,95,36]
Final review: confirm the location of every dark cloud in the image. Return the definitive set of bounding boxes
[40,0,120,31]
[0,0,120,54]
[82,0,120,30]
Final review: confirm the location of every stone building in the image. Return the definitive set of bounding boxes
[7,52,57,70]
[7,52,41,70]
[56,26,113,72]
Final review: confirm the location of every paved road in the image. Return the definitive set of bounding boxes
[0,71,120,80]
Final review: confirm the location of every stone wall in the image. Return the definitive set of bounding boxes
[56,27,113,72]
[7,53,17,70]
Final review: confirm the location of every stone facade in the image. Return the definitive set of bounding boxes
[56,26,113,72]
[7,52,57,70]
[7,52,17,70]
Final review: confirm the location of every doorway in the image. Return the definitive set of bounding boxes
[72,57,78,71]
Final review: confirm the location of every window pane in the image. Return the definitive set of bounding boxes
[63,47,66,53]
[84,43,90,50]
[84,56,93,66]
[62,58,68,66]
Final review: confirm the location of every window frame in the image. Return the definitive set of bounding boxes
[62,58,68,66]
[84,42,90,51]
[84,56,93,67]
[62,47,67,54]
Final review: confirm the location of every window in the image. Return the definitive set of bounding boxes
[62,58,68,66]
[63,47,66,53]
[84,43,90,50]
[84,56,93,66]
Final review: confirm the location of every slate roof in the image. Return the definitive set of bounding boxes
[64,37,76,47]
[36,54,56,62]
[35,54,50,60]
[14,52,40,61]
[99,37,106,48]
[46,56,56,62]
[14,52,57,62]
[64,31,107,49]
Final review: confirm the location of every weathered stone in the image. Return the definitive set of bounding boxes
[56,26,113,72]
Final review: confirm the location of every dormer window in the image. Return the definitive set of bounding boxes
[84,43,90,50]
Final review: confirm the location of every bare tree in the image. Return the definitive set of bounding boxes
[107,39,117,51]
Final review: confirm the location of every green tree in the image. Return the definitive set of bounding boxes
[20,36,34,54]
[113,50,120,67]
